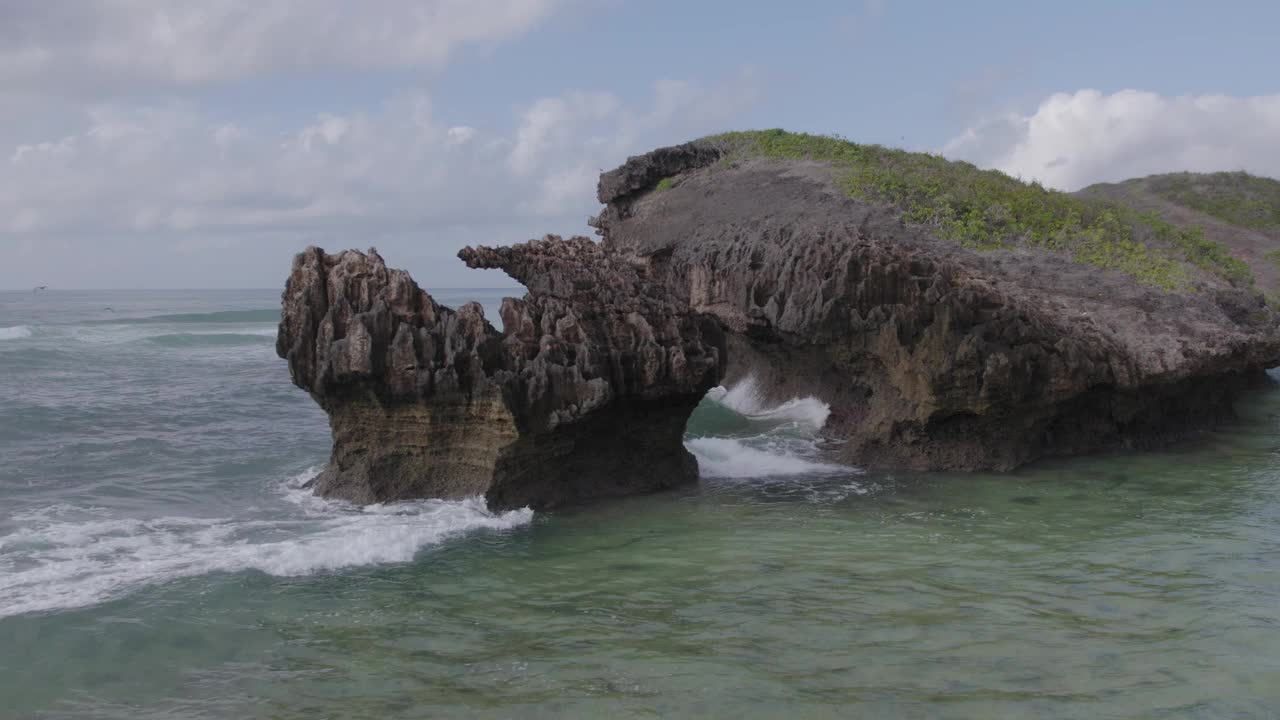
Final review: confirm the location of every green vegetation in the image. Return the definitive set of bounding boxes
[1266,249,1280,270]
[706,129,1255,291]
[655,176,675,192]
[1149,172,1280,230]
[1138,211,1254,285]
[1266,251,1280,306]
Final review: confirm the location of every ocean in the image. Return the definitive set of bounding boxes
[1,289,1278,718]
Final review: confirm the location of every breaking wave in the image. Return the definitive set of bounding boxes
[0,325,33,341]
[141,331,277,348]
[0,469,533,619]
[705,376,831,429]
[686,377,857,480]
[686,437,850,478]
[93,309,280,325]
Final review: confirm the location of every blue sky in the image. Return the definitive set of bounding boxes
[1,0,1278,289]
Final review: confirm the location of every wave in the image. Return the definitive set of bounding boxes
[142,331,277,348]
[687,437,850,478]
[0,470,532,619]
[0,325,33,341]
[705,377,830,429]
[685,376,856,480]
[61,324,278,348]
[94,309,280,325]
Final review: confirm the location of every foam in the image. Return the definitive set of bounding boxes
[0,325,33,341]
[142,332,277,348]
[101,309,281,325]
[63,324,278,348]
[0,470,532,619]
[686,376,859,480]
[686,437,851,478]
[706,377,831,429]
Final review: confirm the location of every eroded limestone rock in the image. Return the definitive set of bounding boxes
[592,141,1280,470]
[277,237,724,509]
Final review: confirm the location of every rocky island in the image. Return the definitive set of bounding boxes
[277,237,725,510]
[279,130,1280,508]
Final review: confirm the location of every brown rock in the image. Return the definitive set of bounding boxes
[277,239,725,510]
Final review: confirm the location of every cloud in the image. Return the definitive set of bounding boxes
[2,74,757,237]
[509,92,622,176]
[0,0,569,95]
[944,89,1280,190]
[0,72,760,287]
[0,0,765,289]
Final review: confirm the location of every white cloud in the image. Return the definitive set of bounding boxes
[944,89,1280,190]
[0,0,569,95]
[0,72,759,286]
[509,93,622,176]
[446,126,478,145]
[0,0,765,289]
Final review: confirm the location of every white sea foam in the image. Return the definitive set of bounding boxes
[68,324,278,346]
[689,377,858,479]
[686,437,851,478]
[0,325,33,340]
[0,469,533,619]
[706,376,831,429]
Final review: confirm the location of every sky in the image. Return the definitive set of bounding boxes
[2,0,1279,289]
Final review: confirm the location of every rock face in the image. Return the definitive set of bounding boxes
[277,237,724,510]
[279,135,1280,507]
[593,141,1280,471]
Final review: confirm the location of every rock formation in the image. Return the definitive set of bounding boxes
[280,131,1280,508]
[592,138,1280,471]
[277,237,724,510]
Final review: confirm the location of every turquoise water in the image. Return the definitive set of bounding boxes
[1,290,1278,719]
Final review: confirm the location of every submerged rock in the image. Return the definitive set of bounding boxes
[277,238,724,510]
[592,134,1280,471]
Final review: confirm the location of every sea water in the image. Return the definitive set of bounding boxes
[1,289,1278,718]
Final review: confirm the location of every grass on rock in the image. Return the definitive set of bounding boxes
[1265,249,1280,275]
[706,129,1255,291]
[1148,172,1280,231]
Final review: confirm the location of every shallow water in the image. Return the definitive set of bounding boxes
[1,290,1278,719]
